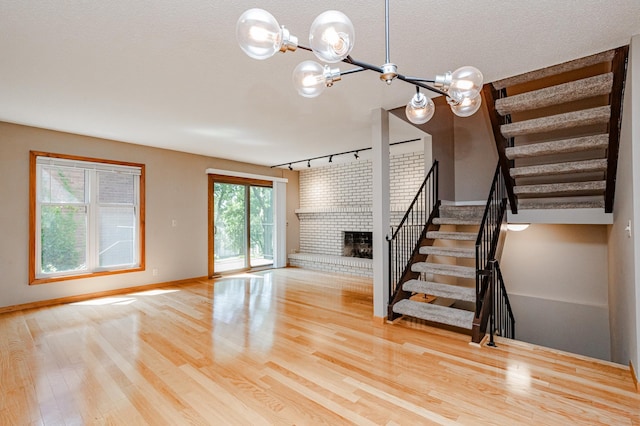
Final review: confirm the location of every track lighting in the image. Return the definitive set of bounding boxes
[237,1,483,124]
[270,138,417,169]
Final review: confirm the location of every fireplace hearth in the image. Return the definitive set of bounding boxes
[343,231,373,259]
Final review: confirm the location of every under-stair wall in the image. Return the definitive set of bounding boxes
[500,224,610,360]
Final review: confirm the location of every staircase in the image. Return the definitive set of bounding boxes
[484,46,628,213]
[392,205,484,331]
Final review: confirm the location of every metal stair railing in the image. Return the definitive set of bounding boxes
[387,160,438,319]
[486,260,516,345]
[472,163,509,343]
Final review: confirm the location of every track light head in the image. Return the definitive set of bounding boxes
[329,155,333,163]
[288,163,293,170]
[307,160,311,168]
[354,151,359,159]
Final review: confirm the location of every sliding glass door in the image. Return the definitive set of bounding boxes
[212,178,273,274]
[249,186,274,268]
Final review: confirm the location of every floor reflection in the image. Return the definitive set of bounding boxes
[211,272,276,359]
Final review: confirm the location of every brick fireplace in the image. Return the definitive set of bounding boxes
[288,150,425,277]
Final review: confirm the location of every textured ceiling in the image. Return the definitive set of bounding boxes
[1,1,639,168]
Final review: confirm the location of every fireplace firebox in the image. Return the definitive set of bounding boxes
[343,231,373,259]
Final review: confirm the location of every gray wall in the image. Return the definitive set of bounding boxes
[608,34,640,374]
[453,102,499,201]
[0,121,298,308]
[391,95,498,202]
[501,224,610,360]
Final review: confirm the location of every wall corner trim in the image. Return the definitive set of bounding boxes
[630,360,639,391]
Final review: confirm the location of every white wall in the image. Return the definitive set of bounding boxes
[608,35,640,374]
[0,122,295,309]
[501,224,611,360]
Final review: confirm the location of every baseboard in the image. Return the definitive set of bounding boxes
[630,360,639,391]
[468,334,489,348]
[372,315,387,325]
[0,276,209,315]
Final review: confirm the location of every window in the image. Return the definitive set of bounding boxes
[30,152,145,284]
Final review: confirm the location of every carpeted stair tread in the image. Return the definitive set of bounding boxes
[433,217,481,226]
[518,197,605,209]
[426,231,477,241]
[392,299,474,329]
[500,106,611,138]
[412,262,476,279]
[510,159,608,178]
[439,205,485,220]
[505,135,609,159]
[492,49,616,90]
[419,246,475,258]
[495,73,613,115]
[404,279,476,302]
[514,180,606,197]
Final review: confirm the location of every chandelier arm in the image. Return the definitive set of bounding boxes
[403,77,436,83]
[342,57,384,74]
[295,37,449,97]
[397,74,449,97]
[340,67,366,76]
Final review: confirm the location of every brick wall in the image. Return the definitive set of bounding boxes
[299,152,424,210]
[292,151,425,276]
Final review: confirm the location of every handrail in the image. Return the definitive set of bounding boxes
[486,260,516,345]
[387,161,438,318]
[390,161,438,240]
[472,163,508,343]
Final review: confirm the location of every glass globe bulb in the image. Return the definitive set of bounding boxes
[309,10,355,63]
[236,8,283,60]
[292,61,327,98]
[405,92,435,124]
[449,94,483,117]
[448,66,483,102]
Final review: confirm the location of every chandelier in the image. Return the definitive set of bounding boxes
[236,1,483,125]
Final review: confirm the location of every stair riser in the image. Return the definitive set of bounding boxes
[426,232,476,241]
[505,135,609,160]
[404,279,476,302]
[412,264,476,279]
[501,106,611,138]
[510,159,608,179]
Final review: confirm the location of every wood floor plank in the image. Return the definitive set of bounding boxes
[1,268,639,425]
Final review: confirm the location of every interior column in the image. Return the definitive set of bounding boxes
[372,108,390,320]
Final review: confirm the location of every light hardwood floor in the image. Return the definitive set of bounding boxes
[1,268,638,425]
